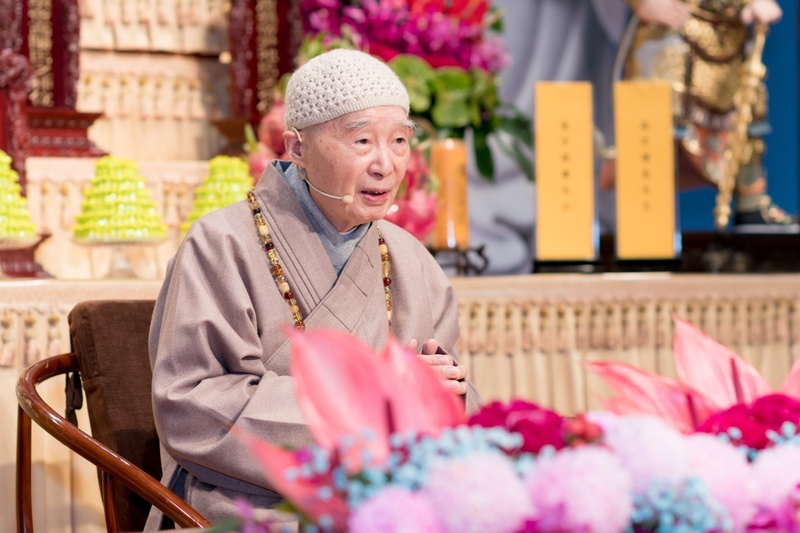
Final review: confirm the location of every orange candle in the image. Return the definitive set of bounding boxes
[430,138,469,249]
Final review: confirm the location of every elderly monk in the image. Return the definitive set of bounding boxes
[145,49,481,528]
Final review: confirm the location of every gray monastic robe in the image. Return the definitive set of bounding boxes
[146,162,480,527]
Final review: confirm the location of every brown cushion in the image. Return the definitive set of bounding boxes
[69,299,159,533]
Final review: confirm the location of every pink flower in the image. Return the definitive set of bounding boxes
[421,451,533,533]
[384,188,436,242]
[469,400,566,454]
[247,144,277,183]
[686,433,755,530]
[523,447,632,533]
[257,100,286,155]
[589,413,689,494]
[349,486,442,533]
[750,445,800,532]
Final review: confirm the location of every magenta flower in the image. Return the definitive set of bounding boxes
[469,400,566,454]
[698,394,800,450]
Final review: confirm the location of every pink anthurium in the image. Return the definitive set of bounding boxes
[287,327,397,465]
[672,316,773,407]
[286,328,466,461]
[782,358,800,398]
[585,361,716,434]
[588,315,800,433]
[379,337,466,433]
[234,429,350,531]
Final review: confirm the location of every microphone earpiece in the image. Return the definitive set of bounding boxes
[342,195,354,204]
[291,127,303,143]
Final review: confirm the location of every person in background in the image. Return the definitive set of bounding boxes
[145,49,480,529]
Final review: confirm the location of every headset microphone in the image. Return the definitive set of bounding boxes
[292,127,354,204]
[304,178,354,204]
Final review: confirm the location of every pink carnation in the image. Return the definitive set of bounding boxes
[686,433,755,531]
[523,447,632,533]
[349,486,442,533]
[421,451,533,533]
[750,445,800,531]
[588,413,689,493]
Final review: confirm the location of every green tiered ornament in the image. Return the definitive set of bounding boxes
[0,150,38,245]
[73,156,167,243]
[182,156,254,234]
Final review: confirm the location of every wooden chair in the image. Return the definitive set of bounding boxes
[16,300,210,532]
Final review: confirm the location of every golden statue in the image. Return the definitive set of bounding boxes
[618,0,794,230]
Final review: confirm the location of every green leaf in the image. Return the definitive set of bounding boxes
[493,129,534,181]
[473,126,494,179]
[390,55,435,113]
[429,68,472,128]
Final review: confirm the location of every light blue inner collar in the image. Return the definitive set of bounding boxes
[274,160,369,274]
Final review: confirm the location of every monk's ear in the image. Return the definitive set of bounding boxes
[283,129,304,167]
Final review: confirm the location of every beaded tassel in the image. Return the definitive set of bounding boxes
[247,189,393,330]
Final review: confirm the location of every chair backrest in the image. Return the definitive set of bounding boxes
[68,299,162,533]
[16,299,209,533]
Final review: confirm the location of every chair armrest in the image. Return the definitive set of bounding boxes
[16,353,211,530]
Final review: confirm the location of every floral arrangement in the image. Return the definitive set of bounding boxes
[296,0,533,180]
[212,318,800,533]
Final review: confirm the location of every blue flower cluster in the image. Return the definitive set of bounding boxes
[283,424,523,511]
[628,478,730,533]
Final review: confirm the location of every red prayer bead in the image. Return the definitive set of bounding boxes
[284,291,294,300]
[265,241,275,250]
[383,277,391,286]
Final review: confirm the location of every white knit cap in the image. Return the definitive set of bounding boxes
[284,49,410,130]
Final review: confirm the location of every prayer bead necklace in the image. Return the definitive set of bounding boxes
[247,189,392,330]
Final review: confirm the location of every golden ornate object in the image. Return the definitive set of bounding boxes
[713,23,769,231]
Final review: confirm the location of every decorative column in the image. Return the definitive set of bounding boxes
[23,0,105,163]
[0,0,104,192]
[218,0,301,154]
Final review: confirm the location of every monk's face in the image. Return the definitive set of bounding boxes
[288,106,412,232]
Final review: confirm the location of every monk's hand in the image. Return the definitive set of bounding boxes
[741,0,782,25]
[633,0,691,30]
[413,339,468,395]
